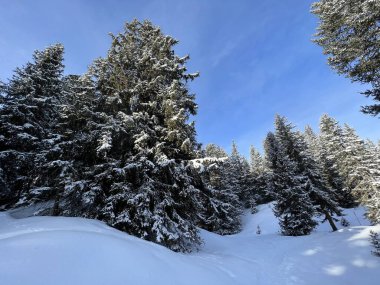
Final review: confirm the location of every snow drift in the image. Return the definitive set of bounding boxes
[0,204,379,285]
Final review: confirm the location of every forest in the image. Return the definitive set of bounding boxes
[1,16,379,254]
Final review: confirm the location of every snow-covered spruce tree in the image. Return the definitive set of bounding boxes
[0,44,65,208]
[319,114,355,208]
[303,125,319,160]
[312,0,380,116]
[264,131,317,236]
[250,145,265,175]
[199,144,229,194]
[361,140,380,224]
[190,151,243,235]
[204,143,228,158]
[318,116,379,222]
[341,130,380,224]
[275,115,341,231]
[27,74,97,216]
[53,20,206,252]
[340,124,367,192]
[339,124,380,223]
[226,141,252,208]
[249,145,273,205]
[340,124,380,213]
[37,73,104,216]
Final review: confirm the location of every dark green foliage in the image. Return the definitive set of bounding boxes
[265,131,317,236]
[0,44,65,207]
[58,20,205,252]
[204,143,228,158]
[317,115,357,208]
[370,230,380,257]
[265,115,342,235]
[190,155,243,235]
[312,0,380,116]
[249,145,273,206]
[1,18,378,252]
[0,21,209,252]
[276,116,341,230]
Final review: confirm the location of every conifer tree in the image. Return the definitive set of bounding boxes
[54,20,205,252]
[250,145,265,175]
[0,44,65,207]
[269,115,341,233]
[226,142,252,208]
[190,153,243,235]
[319,114,355,207]
[264,131,317,236]
[318,115,379,223]
[205,143,228,158]
[340,124,367,191]
[312,0,380,116]
[303,125,319,159]
[349,138,380,224]
[249,145,272,205]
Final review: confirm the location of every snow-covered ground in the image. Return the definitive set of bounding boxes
[0,204,379,285]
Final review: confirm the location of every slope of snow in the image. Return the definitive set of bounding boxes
[0,204,379,285]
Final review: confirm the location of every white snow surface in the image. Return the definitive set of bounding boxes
[0,204,379,285]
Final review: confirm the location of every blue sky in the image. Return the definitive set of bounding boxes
[0,0,378,156]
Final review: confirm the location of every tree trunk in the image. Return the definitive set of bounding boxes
[323,209,338,232]
[52,188,60,216]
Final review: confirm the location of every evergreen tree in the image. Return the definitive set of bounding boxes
[226,142,252,208]
[275,115,341,231]
[303,125,319,159]
[0,44,65,207]
[204,143,228,158]
[264,131,317,236]
[249,145,272,205]
[312,0,380,116]
[340,124,367,193]
[266,115,342,233]
[47,20,208,252]
[354,139,380,224]
[43,73,101,215]
[250,145,265,175]
[337,124,380,222]
[190,155,243,235]
[318,115,379,223]
[319,114,355,207]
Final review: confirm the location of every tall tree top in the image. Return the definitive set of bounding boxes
[89,19,200,160]
[8,43,64,99]
[205,143,227,158]
[250,145,265,175]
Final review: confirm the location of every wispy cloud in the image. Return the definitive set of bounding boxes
[211,41,238,67]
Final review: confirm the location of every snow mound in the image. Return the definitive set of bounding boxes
[0,205,379,285]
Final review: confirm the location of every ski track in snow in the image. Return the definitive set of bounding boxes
[0,204,379,285]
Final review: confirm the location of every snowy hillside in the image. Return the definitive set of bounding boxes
[1,204,379,285]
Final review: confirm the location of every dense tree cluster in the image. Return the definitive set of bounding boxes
[265,116,342,236]
[0,20,243,252]
[265,114,380,235]
[0,19,379,252]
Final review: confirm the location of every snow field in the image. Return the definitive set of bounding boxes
[0,204,379,285]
